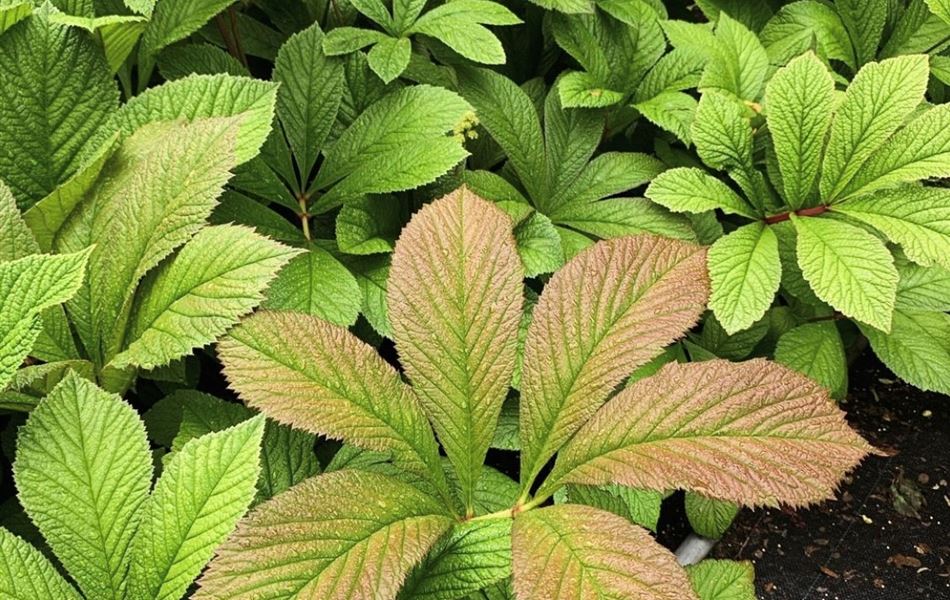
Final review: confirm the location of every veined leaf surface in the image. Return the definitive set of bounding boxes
[0,528,82,600]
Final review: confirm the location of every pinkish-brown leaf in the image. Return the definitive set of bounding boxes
[540,359,875,507]
[217,310,450,504]
[519,236,709,490]
[512,504,696,600]
[389,187,523,513]
[195,470,454,600]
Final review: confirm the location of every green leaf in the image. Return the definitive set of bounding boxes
[218,310,451,504]
[128,417,264,600]
[566,484,664,532]
[646,168,756,219]
[819,55,930,202]
[140,0,235,59]
[700,13,769,101]
[49,12,147,74]
[514,212,565,277]
[0,180,38,262]
[157,43,248,79]
[519,237,709,491]
[399,520,512,600]
[765,52,835,210]
[0,1,31,34]
[525,0,594,13]
[409,0,520,64]
[512,504,694,600]
[109,74,279,165]
[634,90,698,144]
[196,470,455,600]
[774,322,848,399]
[541,359,873,507]
[350,0,394,31]
[708,222,780,335]
[337,195,414,254]
[312,86,471,209]
[792,215,897,332]
[552,198,696,242]
[759,2,854,69]
[895,259,950,311]
[841,104,950,199]
[861,308,950,395]
[546,151,665,213]
[209,190,304,244]
[0,248,91,390]
[389,190,523,512]
[110,225,300,370]
[695,313,769,361]
[836,0,887,67]
[0,4,118,207]
[0,527,82,599]
[263,246,362,327]
[322,27,389,54]
[557,71,623,108]
[686,560,756,600]
[13,373,152,600]
[457,67,546,203]
[685,493,739,539]
[928,0,950,24]
[367,36,411,84]
[691,91,753,171]
[274,23,344,182]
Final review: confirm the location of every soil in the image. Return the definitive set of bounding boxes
[713,354,950,600]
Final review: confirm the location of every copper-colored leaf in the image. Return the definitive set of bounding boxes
[218,310,450,503]
[518,236,708,489]
[512,504,696,600]
[541,359,874,507]
[195,470,454,600]
[390,187,523,512]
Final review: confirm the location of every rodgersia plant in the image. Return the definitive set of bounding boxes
[192,188,873,600]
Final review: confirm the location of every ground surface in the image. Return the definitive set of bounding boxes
[713,356,950,600]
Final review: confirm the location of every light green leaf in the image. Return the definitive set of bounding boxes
[409,0,520,65]
[195,470,455,600]
[552,198,696,242]
[457,67,546,203]
[0,1,31,34]
[322,26,389,54]
[765,52,834,210]
[895,259,950,311]
[774,322,847,399]
[547,152,665,213]
[0,4,118,207]
[691,91,753,171]
[140,0,235,59]
[646,168,757,218]
[367,36,411,83]
[312,85,471,209]
[837,0,887,67]
[109,74,278,164]
[861,308,950,395]
[634,90,698,145]
[557,71,623,108]
[49,12,147,73]
[274,22,344,181]
[686,560,756,600]
[759,1,854,69]
[708,222,780,335]
[128,417,265,600]
[792,215,897,332]
[566,484,664,532]
[685,493,739,539]
[13,373,152,600]
[0,248,91,390]
[389,190,523,513]
[700,13,769,101]
[515,212,565,277]
[0,528,82,600]
[157,43,249,80]
[350,0,394,31]
[110,225,300,370]
[263,246,362,327]
[336,195,414,254]
[833,186,950,270]
[820,55,930,202]
[841,104,950,199]
[399,520,512,600]
[0,180,38,262]
[524,0,594,13]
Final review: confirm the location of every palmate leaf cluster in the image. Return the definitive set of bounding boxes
[0,0,946,598]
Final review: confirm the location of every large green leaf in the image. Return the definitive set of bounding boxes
[708,222,780,335]
[819,55,929,202]
[128,417,265,600]
[218,310,451,504]
[196,470,454,600]
[0,527,82,600]
[541,359,872,507]
[833,186,950,270]
[110,225,299,370]
[700,13,768,101]
[691,91,753,171]
[0,4,118,207]
[519,236,708,491]
[13,374,152,600]
[765,52,834,210]
[389,189,523,512]
[861,308,950,395]
[274,22,344,182]
[512,504,694,600]
[792,215,897,332]
[0,247,91,390]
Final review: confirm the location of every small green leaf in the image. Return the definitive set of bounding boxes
[792,215,897,332]
[686,560,756,600]
[557,71,623,108]
[708,222,780,335]
[775,322,848,399]
[700,13,768,101]
[691,91,753,171]
[647,168,756,219]
[367,36,411,83]
[409,0,520,65]
[263,247,362,327]
[515,212,565,277]
[685,492,739,539]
